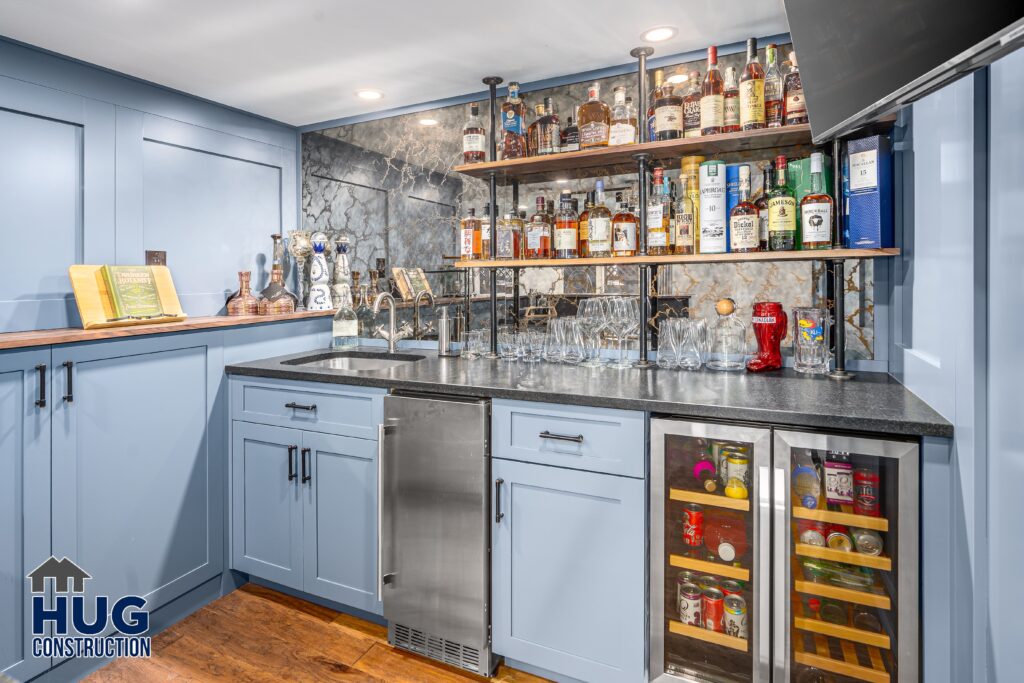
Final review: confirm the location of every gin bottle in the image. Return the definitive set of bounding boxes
[331,285,358,349]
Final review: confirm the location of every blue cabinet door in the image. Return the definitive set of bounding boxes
[0,349,51,681]
[301,431,381,614]
[231,422,304,590]
[492,459,646,683]
[50,334,224,631]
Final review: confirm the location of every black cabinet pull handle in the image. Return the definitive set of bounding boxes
[35,364,46,408]
[285,402,317,412]
[62,361,73,403]
[494,478,504,523]
[287,445,297,481]
[301,447,311,483]
[539,430,583,444]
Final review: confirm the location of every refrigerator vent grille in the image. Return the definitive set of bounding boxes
[390,622,482,673]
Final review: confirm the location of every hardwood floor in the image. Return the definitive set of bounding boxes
[85,584,549,683]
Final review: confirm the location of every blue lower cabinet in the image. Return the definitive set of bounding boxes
[0,348,52,681]
[492,458,646,683]
[231,422,305,590]
[301,431,381,614]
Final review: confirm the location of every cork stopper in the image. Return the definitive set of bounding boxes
[716,298,736,316]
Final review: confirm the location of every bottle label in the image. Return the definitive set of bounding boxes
[560,128,580,153]
[785,87,806,122]
[801,202,832,243]
[768,196,797,232]
[502,109,524,135]
[699,220,726,253]
[608,122,636,145]
[527,223,548,250]
[579,218,589,241]
[683,99,701,134]
[538,125,559,155]
[612,221,637,252]
[589,216,611,246]
[700,94,724,129]
[739,80,765,126]
[849,150,878,191]
[554,227,577,251]
[496,228,515,258]
[462,133,485,153]
[676,212,694,247]
[332,318,358,338]
[724,95,740,128]
[655,105,683,133]
[646,204,664,226]
[481,220,491,240]
[460,229,476,258]
[648,229,667,247]
[579,121,609,146]
[730,214,758,250]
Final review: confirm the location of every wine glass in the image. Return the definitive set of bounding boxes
[606,297,636,369]
[287,230,313,310]
[578,298,608,368]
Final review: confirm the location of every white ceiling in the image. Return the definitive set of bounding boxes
[0,0,789,127]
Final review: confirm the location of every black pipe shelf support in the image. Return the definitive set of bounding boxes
[482,76,503,358]
[631,46,654,369]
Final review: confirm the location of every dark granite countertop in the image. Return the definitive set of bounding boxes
[226,348,953,438]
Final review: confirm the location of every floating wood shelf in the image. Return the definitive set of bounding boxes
[669,553,750,582]
[793,600,891,649]
[793,506,889,532]
[795,544,892,572]
[794,632,891,683]
[793,580,891,610]
[668,619,749,652]
[669,487,750,512]
[453,248,900,269]
[453,124,816,185]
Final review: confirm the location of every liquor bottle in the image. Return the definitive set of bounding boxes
[331,283,358,349]
[578,82,611,149]
[588,181,613,257]
[459,208,482,260]
[612,193,638,257]
[681,156,703,252]
[537,97,561,155]
[525,196,552,259]
[784,51,808,125]
[801,152,834,249]
[646,167,670,255]
[700,46,724,136]
[666,177,677,252]
[355,284,376,336]
[500,81,527,159]
[496,213,523,259]
[674,175,695,254]
[739,38,766,130]
[554,192,579,259]
[648,68,664,140]
[526,102,545,157]
[578,191,593,258]
[683,70,702,138]
[722,66,740,134]
[729,165,759,252]
[481,203,493,257]
[461,102,486,164]
[560,110,580,152]
[768,155,797,250]
[654,77,684,141]
[764,45,784,128]
[755,165,774,251]
[699,160,727,254]
[609,86,637,145]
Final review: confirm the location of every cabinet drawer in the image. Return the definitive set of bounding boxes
[230,377,384,440]
[492,399,645,478]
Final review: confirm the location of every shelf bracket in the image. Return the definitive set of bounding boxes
[631,45,655,368]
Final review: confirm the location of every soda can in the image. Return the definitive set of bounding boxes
[682,503,704,548]
[677,582,702,626]
[854,468,881,516]
[697,574,720,593]
[723,594,748,640]
[852,527,884,556]
[726,452,751,488]
[702,587,725,632]
[797,519,828,547]
[826,524,854,552]
[721,579,744,596]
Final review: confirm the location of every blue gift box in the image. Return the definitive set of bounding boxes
[844,135,893,248]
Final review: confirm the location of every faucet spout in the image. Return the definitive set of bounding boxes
[412,290,436,340]
[372,292,405,354]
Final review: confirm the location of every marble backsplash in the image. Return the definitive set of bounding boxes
[302,42,875,359]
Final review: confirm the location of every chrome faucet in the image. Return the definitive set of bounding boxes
[412,290,436,340]
[372,292,412,353]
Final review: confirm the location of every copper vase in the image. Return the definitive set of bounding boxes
[226,271,260,316]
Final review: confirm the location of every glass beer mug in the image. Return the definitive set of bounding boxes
[792,307,831,374]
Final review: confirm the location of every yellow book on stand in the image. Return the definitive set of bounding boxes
[69,265,187,329]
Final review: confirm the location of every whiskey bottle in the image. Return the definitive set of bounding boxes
[764,45,784,128]
[739,38,765,130]
[723,66,740,134]
[729,165,759,252]
[525,196,552,259]
[755,165,774,251]
[800,152,833,249]
[700,46,725,136]
[481,203,493,257]
[459,208,482,260]
[784,51,808,125]
[496,213,523,260]
[560,110,580,152]
[648,69,664,140]
[768,155,797,250]
[666,177,677,252]
[554,192,579,259]
[612,192,638,257]
[500,81,527,159]
[461,102,486,164]
[578,83,611,149]
[683,70,702,138]
[579,191,594,258]
[674,175,695,255]
[537,97,561,155]
[654,78,684,141]
[609,86,637,146]
[588,181,613,257]
[646,167,670,255]
[526,103,545,157]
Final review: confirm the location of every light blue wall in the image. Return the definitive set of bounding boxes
[0,38,299,333]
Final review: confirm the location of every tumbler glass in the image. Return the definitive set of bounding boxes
[657,320,679,369]
[463,330,484,359]
[497,327,519,361]
[677,318,707,370]
[792,307,831,374]
[561,318,587,365]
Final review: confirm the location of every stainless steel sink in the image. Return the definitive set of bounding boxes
[284,350,425,372]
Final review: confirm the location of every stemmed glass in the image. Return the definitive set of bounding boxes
[287,230,313,310]
[606,297,639,369]
[578,298,609,368]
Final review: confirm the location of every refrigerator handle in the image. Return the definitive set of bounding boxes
[773,464,789,681]
[377,423,385,603]
[757,464,772,681]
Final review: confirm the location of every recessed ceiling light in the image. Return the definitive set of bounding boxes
[556,179,569,184]
[356,89,383,100]
[666,70,688,85]
[642,26,677,43]
[419,118,439,126]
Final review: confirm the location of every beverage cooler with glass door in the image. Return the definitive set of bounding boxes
[650,419,919,683]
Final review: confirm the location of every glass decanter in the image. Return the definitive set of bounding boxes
[706,298,748,371]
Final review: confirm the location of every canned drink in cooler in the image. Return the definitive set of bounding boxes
[852,527,884,556]
[826,524,854,552]
[702,587,725,632]
[682,503,704,548]
[797,519,828,546]
[854,467,881,516]
[720,579,744,596]
[726,452,751,488]
[724,594,748,640]
[697,574,720,593]
[677,582,702,626]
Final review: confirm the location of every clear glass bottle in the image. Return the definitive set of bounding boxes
[554,192,579,259]
[500,81,527,159]
[722,66,740,133]
[331,284,358,348]
[609,86,637,146]
[612,192,638,257]
[588,181,613,257]
[646,167,670,255]
[355,283,376,337]
[525,196,552,259]
[740,38,766,130]
[784,51,808,125]
[800,152,834,249]
[729,165,759,252]
[674,176,695,255]
[461,102,486,164]
[700,46,725,136]
[768,155,797,251]
[764,44,784,128]
[578,82,611,149]
[707,298,747,371]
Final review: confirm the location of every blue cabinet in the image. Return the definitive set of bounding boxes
[492,458,646,683]
[0,348,51,681]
